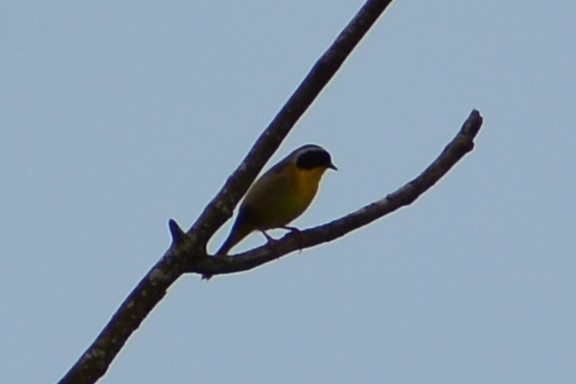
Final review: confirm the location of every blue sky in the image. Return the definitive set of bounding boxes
[2,1,575,383]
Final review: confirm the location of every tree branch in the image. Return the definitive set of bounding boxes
[186,109,483,277]
[58,1,395,383]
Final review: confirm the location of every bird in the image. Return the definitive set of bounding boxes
[216,144,337,255]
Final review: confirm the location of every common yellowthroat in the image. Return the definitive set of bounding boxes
[216,144,337,255]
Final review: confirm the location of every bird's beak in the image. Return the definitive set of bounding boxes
[328,162,338,171]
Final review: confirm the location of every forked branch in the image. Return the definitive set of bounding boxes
[187,109,483,277]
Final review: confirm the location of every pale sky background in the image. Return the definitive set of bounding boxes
[2,1,575,383]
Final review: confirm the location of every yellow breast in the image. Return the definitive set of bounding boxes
[292,166,326,212]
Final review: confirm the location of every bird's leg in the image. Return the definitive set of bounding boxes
[261,230,279,247]
[281,226,304,252]
[260,230,286,254]
[261,230,277,244]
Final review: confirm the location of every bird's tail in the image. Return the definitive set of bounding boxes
[216,223,252,255]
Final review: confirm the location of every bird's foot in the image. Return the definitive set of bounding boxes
[282,226,304,252]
